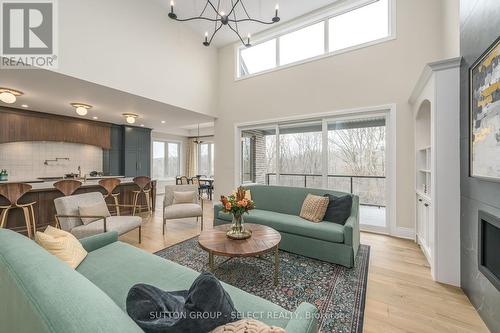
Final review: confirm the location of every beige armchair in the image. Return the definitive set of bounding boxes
[54,192,142,242]
[163,185,203,235]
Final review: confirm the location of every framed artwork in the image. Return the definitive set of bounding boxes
[470,36,500,181]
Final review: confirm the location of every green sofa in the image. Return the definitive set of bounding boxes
[0,229,318,333]
[214,185,360,268]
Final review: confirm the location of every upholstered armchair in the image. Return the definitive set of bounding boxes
[54,192,142,242]
[163,185,203,235]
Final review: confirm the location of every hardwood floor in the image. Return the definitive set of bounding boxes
[120,196,489,333]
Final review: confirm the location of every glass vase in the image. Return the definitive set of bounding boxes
[226,214,252,240]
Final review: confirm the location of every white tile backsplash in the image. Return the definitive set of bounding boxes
[0,141,103,179]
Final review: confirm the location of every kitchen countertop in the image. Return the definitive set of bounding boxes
[0,176,153,191]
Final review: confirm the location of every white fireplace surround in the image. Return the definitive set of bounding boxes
[0,141,103,180]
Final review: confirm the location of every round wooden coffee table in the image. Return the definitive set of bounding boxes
[198,223,281,285]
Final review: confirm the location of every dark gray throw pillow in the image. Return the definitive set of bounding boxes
[323,194,353,225]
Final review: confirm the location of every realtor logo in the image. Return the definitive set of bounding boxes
[1,0,58,68]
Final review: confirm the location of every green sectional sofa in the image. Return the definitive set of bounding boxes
[214,185,360,268]
[0,229,318,333]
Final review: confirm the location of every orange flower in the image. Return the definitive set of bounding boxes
[225,202,232,210]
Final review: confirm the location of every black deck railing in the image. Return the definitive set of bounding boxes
[265,173,386,208]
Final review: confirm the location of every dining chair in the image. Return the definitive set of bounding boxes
[179,176,190,185]
[192,177,210,198]
[98,178,122,215]
[0,183,37,239]
[53,179,82,196]
[132,176,152,216]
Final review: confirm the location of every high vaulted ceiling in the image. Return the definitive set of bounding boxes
[158,0,340,47]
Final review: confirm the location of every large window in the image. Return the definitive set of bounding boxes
[239,114,389,231]
[238,0,391,78]
[152,141,180,179]
[198,142,215,177]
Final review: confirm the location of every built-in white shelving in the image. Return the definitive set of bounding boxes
[409,57,461,287]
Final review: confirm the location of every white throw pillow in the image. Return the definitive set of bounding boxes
[36,226,88,269]
[79,201,111,225]
[173,191,196,204]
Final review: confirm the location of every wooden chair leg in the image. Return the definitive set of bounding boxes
[29,204,36,236]
[0,207,11,229]
[113,195,120,216]
[132,192,139,216]
[201,214,204,231]
[145,193,151,215]
[138,226,142,243]
[162,219,166,235]
[21,207,33,239]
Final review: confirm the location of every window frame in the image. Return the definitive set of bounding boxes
[197,142,215,177]
[152,140,181,180]
[235,0,395,80]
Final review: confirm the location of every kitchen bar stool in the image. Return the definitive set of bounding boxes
[53,180,82,196]
[132,176,152,216]
[98,178,122,215]
[0,183,37,239]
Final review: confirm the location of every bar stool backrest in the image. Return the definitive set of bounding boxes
[179,176,189,185]
[0,183,33,205]
[191,177,200,185]
[53,180,82,197]
[98,178,121,196]
[133,176,151,191]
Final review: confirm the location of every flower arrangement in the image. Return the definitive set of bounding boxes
[220,186,255,240]
[220,186,255,218]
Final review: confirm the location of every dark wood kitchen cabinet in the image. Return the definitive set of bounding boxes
[123,126,151,177]
[103,125,124,176]
[103,125,151,177]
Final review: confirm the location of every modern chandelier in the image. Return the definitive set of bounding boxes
[168,1,280,47]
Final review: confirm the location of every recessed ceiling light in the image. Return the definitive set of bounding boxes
[0,87,23,104]
[70,103,92,116]
[122,113,138,124]
[161,120,166,124]
[21,104,29,108]
[93,116,98,120]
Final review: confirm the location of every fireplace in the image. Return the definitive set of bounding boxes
[478,211,500,291]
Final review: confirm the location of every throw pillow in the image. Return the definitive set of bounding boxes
[35,226,87,269]
[79,201,111,225]
[323,194,353,225]
[210,319,286,333]
[173,191,196,204]
[299,193,329,222]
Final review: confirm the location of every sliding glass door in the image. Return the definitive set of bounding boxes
[238,113,389,232]
[327,117,387,230]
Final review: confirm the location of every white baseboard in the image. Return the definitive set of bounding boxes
[393,227,415,240]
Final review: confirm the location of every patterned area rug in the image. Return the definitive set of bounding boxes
[155,238,370,333]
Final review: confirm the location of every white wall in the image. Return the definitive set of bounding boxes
[0,142,102,180]
[214,0,453,230]
[441,0,460,58]
[55,0,218,116]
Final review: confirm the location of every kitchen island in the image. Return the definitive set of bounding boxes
[0,177,156,236]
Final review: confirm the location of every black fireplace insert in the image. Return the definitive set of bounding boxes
[478,210,500,291]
